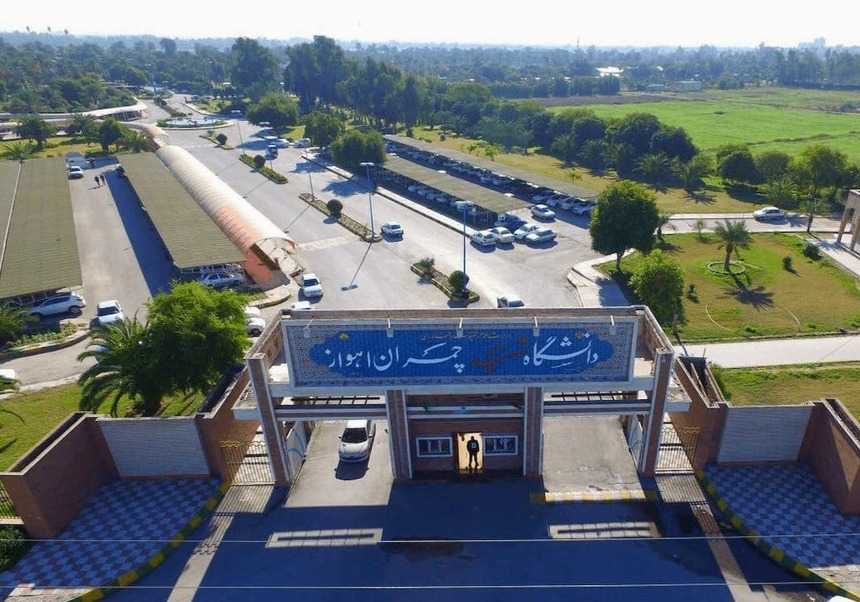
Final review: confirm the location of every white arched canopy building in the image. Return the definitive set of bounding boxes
[156,145,298,286]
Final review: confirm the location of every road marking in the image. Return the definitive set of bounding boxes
[298,236,353,252]
[267,528,382,547]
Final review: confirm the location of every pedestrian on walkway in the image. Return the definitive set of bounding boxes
[467,436,480,470]
[100,174,106,186]
[94,175,100,187]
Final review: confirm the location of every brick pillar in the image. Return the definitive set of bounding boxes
[386,390,411,480]
[247,354,290,486]
[523,387,544,478]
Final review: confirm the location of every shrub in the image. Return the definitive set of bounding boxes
[252,155,266,169]
[215,133,227,146]
[0,525,29,571]
[782,256,794,271]
[417,257,435,276]
[803,242,821,260]
[326,199,343,218]
[448,270,469,296]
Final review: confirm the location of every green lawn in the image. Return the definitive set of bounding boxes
[554,89,860,163]
[608,232,860,342]
[0,383,203,471]
[711,363,860,418]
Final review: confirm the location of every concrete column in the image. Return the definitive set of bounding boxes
[247,354,290,486]
[523,387,544,478]
[640,349,674,476]
[385,390,412,480]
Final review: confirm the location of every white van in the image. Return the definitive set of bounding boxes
[295,138,312,148]
[338,420,376,462]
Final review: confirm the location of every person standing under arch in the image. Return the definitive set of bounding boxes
[467,436,480,471]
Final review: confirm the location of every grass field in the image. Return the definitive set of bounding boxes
[711,363,860,417]
[607,232,860,342]
[0,384,203,471]
[550,88,860,163]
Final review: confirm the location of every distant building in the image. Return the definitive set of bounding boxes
[646,84,667,92]
[596,66,623,77]
[672,80,702,92]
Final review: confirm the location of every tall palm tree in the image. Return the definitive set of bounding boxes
[77,319,167,417]
[802,197,826,234]
[637,152,669,188]
[714,220,752,272]
[1,141,35,162]
[674,156,711,194]
[763,177,799,210]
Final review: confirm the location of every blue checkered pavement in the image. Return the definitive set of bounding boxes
[0,478,218,599]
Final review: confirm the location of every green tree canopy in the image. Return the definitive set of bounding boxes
[629,250,685,325]
[329,129,386,174]
[589,180,660,271]
[303,111,345,148]
[15,117,54,149]
[230,37,280,100]
[246,92,300,133]
[713,219,752,272]
[146,281,250,394]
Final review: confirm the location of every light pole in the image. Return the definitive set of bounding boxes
[231,110,245,155]
[360,161,376,241]
[461,206,468,298]
[307,172,315,201]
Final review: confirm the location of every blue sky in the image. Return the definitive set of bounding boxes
[3,0,854,49]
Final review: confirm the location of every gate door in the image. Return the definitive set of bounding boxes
[221,435,274,484]
[657,425,699,473]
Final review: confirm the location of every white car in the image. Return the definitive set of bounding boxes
[380,221,404,237]
[95,300,124,327]
[513,222,540,241]
[488,226,515,244]
[531,204,556,220]
[573,200,596,216]
[753,206,785,221]
[471,230,498,247]
[339,420,376,462]
[68,166,84,179]
[301,273,323,298]
[246,316,266,336]
[525,227,557,245]
[197,271,244,288]
[25,292,87,319]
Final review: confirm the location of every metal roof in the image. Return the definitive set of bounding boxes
[119,153,244,270]
[381,155,532,215]
[384,134,598,200]
[0,158,82,299]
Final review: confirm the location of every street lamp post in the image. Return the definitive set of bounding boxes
[462,206,468,298]
[360,161,376,241]
[308,172,315,201]
[231,110,245,155]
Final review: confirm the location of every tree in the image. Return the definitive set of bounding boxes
[656,212,673,242]
[0,141,35,162]
[246,92,300,134]
[674,155,711,194]
[629,250,685,325]
[762,177,800,210]
[802,197,826,234]
[448,270,469,297]
[589,180,660,271]
[0,303,36,345]
[755,150,792,183]
[329,129,385,174]
[303,111,345,148]
[230,37,280,100]
[637,152,669,187]
[717,148,760,185]
[794,144,850,199]
[15,117,54,150]
[714,220,752,272]
[146,281,249,395]
[77,318,166,417]
[98,118,127,152]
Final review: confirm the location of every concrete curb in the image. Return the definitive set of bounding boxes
[696,469,858,600]
[0,327,89,360]
[67,481,230,602]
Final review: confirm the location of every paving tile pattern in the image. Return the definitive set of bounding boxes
[0,479,218,602]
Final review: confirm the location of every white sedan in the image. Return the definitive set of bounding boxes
[471,230,498,247]
[531,204,556,220]
[95,300,124,327]
[753,206,786,221]
[487,226,515,244]
[513,222,540,241]
[380,222,404,237]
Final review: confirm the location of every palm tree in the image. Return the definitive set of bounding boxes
[802,197,826,234]
[637,152,669,188]
[763,177,799,210]
[0,302,36,345]
[656,212,673,242]
[674,156,711,194]
[77,319,167,417]
[714,220,752,272]
[1,141,35,162]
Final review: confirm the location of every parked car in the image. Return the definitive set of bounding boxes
[531,204,556,220]
[573,200,597,216]
[301,273,323,298]
[513,222,541,241]
[471,230,497,247]
[753,206,786,221]
[494,212,525,230]
[525,227,557,245]
[338,420,376,462]
[488,226,515,244]
[68,166,84,179]
[95,300,124,327]
[381,221,404,237]
[497,295,526,308]
[197,271,244,288]
[246,315,266,336]
[559,197,579,210]
[25,292,87,319]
